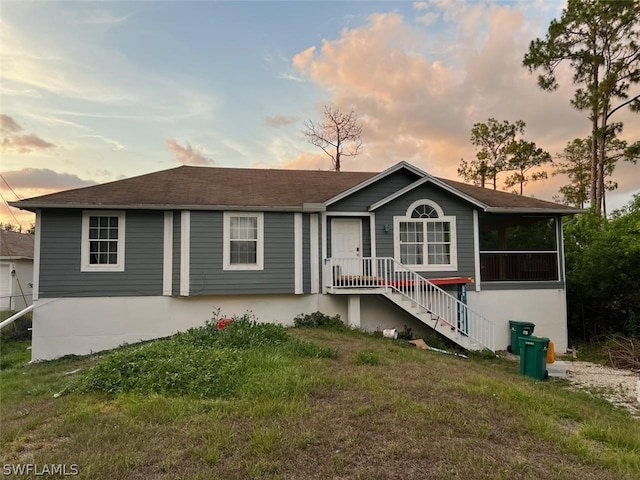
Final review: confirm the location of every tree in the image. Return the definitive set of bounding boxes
[303,105,363,171]
[564,195,640,340]
[458,118,525,189]
[554,133,637,214]
[504,140,552,195]
[523,0,640,216]
[553,138,592,208]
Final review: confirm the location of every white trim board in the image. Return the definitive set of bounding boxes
[294,213,303,294]
[163,212,173,296]
[180,211,190,296]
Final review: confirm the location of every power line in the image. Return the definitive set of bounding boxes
[0,173,23,201]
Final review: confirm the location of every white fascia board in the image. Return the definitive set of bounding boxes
[302,203,326,212]
[324,161,426,207]
[485,207,586,214]
[10,203,309,212]
[369,176,487,212]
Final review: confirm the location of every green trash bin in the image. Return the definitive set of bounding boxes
[508,320,535,355]
[519,336,549,380]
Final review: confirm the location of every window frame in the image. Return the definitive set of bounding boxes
[223,212,264,271]
[81,210,126,272]
[393,200,458,271]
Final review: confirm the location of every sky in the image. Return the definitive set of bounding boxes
[1,0,639,229]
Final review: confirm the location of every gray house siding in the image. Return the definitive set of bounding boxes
[329,170,420,212]
[39,209,164,298]
[374,184,476,279]
[189,211,295,295]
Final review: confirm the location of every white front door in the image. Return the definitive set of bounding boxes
[331,218,362,275]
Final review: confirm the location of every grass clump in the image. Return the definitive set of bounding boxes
[293,311,346,330]
[76,312,335,398]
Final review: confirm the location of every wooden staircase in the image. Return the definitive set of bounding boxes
[325,257,495,351]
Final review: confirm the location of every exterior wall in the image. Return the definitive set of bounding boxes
[0,259,33,311]
[39,209,164,298]
[374,184,476,278]
[31,291,462,360]
[467,288,568,353]
[31,294,323,360]
[190,211,295,295]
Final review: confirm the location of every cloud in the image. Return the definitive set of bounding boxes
[278,152,334,171]
[165,138,214,166]
[264,114,297,127]
[0,114,55,153]
[289,2,638,197]
[0,114,22,132]
[2,168,95,190]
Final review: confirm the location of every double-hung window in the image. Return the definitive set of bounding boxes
[81,211,126,272]
[223,212,264,270]
[394,200,457,271]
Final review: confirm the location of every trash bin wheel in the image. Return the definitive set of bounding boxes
[544,370,549,380]
[507,345,512,353]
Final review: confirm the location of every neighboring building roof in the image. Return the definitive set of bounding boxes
[10,162,583,214]
[0,230,34,260]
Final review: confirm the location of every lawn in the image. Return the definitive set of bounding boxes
[1,321,639,480]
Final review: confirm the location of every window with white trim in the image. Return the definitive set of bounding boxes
[223,212,264,270]
[393,200,457,271]
[81,211,126,272]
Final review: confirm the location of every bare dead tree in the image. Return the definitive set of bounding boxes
[303,105,363,171]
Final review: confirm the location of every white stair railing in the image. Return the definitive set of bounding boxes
[324,257,495,351]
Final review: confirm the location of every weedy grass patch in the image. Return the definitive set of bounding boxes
[1,322,640,479]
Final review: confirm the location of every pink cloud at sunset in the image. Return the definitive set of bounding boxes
[165,139,213,166]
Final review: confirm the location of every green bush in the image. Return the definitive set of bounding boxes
[76,310,336,398]
[293,311,345,330]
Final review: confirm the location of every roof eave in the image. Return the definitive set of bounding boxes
[484,207,587,214]
[9,201,325,213]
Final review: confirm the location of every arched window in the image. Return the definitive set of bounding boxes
[393,200,457,271]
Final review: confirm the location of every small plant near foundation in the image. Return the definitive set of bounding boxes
[293,311,346,330]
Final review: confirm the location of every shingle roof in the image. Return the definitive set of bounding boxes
[437,177,575,211]
[10,163,581,213]
[0,230,34,259]
[11,166,377,209]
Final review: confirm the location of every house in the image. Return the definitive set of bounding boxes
[0,229,34,312]
[10,162,581,360]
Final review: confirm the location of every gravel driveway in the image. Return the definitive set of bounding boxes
[565,360,640,416]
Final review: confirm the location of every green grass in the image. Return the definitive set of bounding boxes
[1,323,639,479]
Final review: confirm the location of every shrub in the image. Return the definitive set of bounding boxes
[76,310,335,398]
[293,311,345,330]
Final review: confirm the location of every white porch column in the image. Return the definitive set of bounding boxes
[348,295,361,328]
